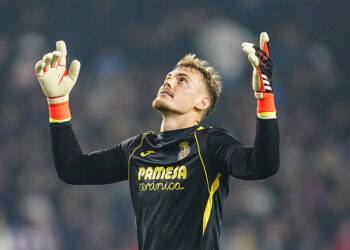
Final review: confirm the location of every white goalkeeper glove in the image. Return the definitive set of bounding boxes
[35,41,80,123]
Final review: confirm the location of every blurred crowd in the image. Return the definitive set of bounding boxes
[0,0,350,249]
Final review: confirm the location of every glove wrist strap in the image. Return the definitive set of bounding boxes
[257,93,276,119]
[47,96,71,123]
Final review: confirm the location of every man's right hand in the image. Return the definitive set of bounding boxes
[242,32,276,119]
[35,41,80,122]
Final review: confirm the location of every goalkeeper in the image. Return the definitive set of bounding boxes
[35,32,279,250]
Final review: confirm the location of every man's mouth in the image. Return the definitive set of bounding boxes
[159,89,174,98]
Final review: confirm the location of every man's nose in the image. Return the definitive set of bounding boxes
[163,80,172,89]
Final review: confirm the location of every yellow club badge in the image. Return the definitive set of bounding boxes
[178,141,190,160]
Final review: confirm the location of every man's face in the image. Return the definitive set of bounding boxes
[152,67,209,116]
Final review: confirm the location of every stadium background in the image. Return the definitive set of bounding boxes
[0,0,350,249]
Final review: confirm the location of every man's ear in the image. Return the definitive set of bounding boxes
[195,96,210,111]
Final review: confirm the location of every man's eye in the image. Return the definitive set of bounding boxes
[179,78,187,84]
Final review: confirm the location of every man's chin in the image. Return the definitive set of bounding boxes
[152,98,184,115]
[152,98,172,112]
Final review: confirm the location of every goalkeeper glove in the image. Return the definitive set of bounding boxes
[242,32,276,119]
[35,41,80,123]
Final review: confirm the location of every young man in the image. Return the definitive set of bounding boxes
[35,32,279,250]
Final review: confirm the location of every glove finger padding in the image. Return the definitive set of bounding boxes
[252,68,261,92]
[51,51,61,68]
[68,60,81,83]
[35,60,45,77]
[242,43,259,68]
[242,42,262,94]
[56,41,67,66]
[248,53,259,68]
[242,42,255,55]
[260,32,270,56]
[43,53,53,72]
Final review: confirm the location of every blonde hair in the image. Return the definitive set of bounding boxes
[174,53,222,119]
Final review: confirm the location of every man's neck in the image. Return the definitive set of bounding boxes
[160,113,200,132]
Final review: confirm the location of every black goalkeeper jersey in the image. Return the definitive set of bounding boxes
[50,118,279,250]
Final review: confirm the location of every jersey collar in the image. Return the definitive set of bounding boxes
[158,125,199,143]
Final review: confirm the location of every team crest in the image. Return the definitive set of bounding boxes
[178,141,190,160]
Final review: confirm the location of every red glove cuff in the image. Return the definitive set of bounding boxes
[48,100,71,123]
[257,93,276,117]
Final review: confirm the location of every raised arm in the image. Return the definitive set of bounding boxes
[213,32,279,180]
[35,41,131,185]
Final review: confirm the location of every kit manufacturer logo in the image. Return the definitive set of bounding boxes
[140,150,155,157]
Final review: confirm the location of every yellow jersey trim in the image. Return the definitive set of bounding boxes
[197,126,204,130]
[128,133,149,180]
[140,150,155,157]
[49,117,71,123]
[194,131,210,194]
[202,173,221,235]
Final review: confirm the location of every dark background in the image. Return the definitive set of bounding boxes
[0,0,350,249]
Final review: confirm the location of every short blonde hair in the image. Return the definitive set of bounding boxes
[174,53,222,119]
